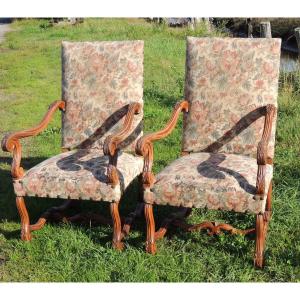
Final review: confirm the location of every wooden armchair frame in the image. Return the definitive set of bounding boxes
[2,100,142,250]
[135,100,276,268]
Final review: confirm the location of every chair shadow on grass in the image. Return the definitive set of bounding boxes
[144,87,180,108]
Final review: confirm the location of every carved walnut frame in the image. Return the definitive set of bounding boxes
[134,100,276,268]
[1,100,142,251]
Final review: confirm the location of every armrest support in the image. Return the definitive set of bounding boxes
[1,100,65,179]
[136,100,189,188]
[255,104,276,198]
[103,102,142,187]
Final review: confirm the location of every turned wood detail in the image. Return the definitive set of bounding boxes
[254,181,272,268]
[173,220,255,236]
[15,196,127,249]
[103,102,142,187]
[29,200,77,231]
[28,200,123,233]
[144,203,156,254]
[16,196,32,241]
[254,214,268,268]
[256,104,276,198]
[155,207,192,240]
[15,199,78,241]
[1,100,65,179]
[136,100,189,188]
[110,202,124,250]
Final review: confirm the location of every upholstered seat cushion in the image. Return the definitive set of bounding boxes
[147,152,272,214]
[13,150,143,202]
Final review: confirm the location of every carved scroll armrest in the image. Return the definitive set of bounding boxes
[103,102,142,187]
[135,100,189,188]
[1,100,65,179]
[255,104,276,198]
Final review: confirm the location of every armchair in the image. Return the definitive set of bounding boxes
[2,40,144,250]
[136,37,281,267]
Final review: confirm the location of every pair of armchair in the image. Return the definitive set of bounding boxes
[2,37,281,268]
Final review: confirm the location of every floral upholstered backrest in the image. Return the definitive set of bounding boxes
[183,37,281,159]
[61,41,144,151]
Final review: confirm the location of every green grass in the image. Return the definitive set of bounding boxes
[0,18,300,282]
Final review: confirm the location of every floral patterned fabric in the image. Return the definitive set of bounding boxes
[148,152,272,214]
[13,149,144,202]
[183,37,281,159]
[61,41,144,151]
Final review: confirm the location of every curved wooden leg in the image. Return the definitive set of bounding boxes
[254,182,272,268]
[16,196,32,241]
[254,213,270,268]
[110,202,124,251]
[254,214,265,268]
[144,203,156,254]
[155,207,193,240]
[30,200,77,231]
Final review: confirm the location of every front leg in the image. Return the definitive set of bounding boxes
[254,213,267,268]
[16,196,32,241]
[254,181,272,268]
[144,203,156,254]
[136,100,189,254]
[110,202,124,250]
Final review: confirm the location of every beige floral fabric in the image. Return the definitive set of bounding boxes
[14,149,144,202]
[148,152,272,214]
[183,37,281,159]
[61,41,144,151]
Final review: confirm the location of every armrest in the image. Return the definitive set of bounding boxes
[1,100,65,179]
[255,104,276,198]
[103,102,142,187]
[135,100,189,188]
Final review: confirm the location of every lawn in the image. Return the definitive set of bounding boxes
[0,18,300,282]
